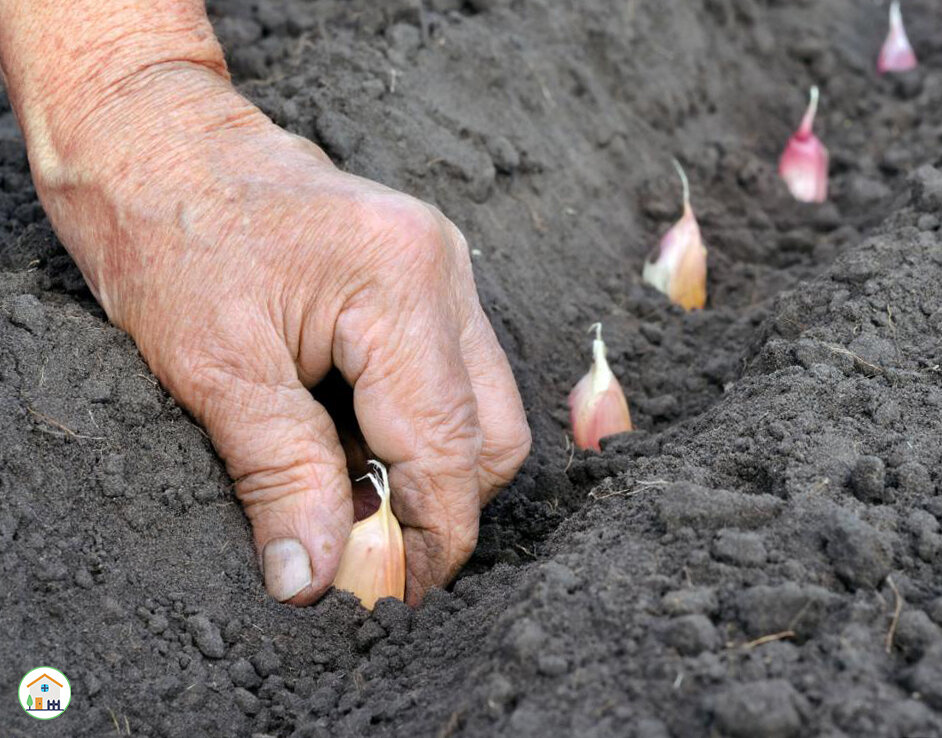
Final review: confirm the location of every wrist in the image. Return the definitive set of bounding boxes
[0,1,230,186]
[25,63,273,321]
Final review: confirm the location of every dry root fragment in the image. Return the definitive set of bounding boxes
[333,460,405,610]
[642,159,708,311]
[878,1,917,74]
[779,86,829,204]
[568,323,633,451]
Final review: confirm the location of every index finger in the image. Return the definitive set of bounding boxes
[338,303,483,603]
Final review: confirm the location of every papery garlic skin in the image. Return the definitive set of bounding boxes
[568,324,633,451]
[643,160,708,311]
[333,460,405,610]
[878,1,917,74]
[779,86,829,204]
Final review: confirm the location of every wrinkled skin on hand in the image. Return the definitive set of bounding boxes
[34,63,531,605]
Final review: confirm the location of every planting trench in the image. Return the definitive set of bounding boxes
[2,0,942,736]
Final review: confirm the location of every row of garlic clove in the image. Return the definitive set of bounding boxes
[781,1,920,197]
[642,0,919,314]
[780,2,919,199]
[640,84,827,318]
[576,3,919,451]
[641,85,826,315]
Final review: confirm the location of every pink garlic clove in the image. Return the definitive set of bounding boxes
[642,159,708,311]
[779,86,830,204]
[568,323,632,451]
[333,460,405,610]
[878,1,918,74]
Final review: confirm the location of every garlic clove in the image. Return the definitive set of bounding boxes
[333,460,405,610]
[779,86,829,204]
[642,159,708,311]
[878,1,917,74]
[568,323,632,451]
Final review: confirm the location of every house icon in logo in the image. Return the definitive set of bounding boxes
[18,666,71,719]
[26,673,64,712]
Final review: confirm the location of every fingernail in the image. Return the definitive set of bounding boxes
[262,538,312,602]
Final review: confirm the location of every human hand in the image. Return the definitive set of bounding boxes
[18,62,531,605]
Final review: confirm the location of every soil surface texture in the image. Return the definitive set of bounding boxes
[3,1,942,736]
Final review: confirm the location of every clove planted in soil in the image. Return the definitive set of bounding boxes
[878,1,917,74]
[642,159,708,311]
[333,460,405,610]
[779,86,829,204]
[568,323,633,452]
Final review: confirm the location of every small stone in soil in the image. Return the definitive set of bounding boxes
[849,455,888,503]
[665,614,721,656]
[251,647,281,677]
[230,657,262,689]
[233,686,261,715]
[824,511,893,590]
[188,614,226,659]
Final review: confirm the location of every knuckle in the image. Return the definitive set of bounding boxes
[223,403,340,486]
[448,516,480,568]
[477,405,530,498]
[174,345,273,426]
[184,354,242,403]
[363,194,438,240]
[421,395,484,469]
[344,195,472,315]
[173,351,252,427]
[490,420,533,482]
[399,427,482,505]
[444,220,470,256]
[389,198,442,242]
[237,453,341,510]
[235,446,351,540]
[237,458,315,510]
[366,197,451,280]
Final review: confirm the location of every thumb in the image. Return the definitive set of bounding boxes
[193,368,353,605]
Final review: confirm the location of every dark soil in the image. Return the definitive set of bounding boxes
[3,0,942,736]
